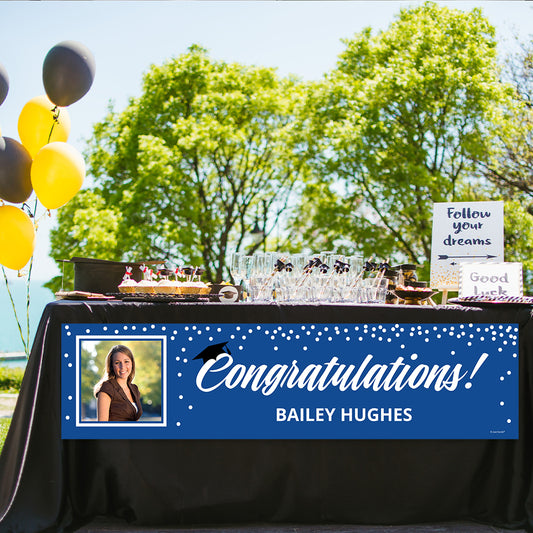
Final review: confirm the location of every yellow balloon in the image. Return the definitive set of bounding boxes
[18,95,70,159]
[31,142,85,209]
[0,205,35,270]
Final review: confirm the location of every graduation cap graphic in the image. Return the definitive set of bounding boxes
[193,341,232,364]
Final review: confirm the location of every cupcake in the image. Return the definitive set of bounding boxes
[178,281,210,295]
[156,279,177,295]
[135,279,156,293]
[118,278,138,293]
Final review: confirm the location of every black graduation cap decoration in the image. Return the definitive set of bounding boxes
[378,260,391,272]
[193,341,231,364]
[285,262,294,272]
[364,260,377,272]
[335,259,350,273]
[274,258,286,272]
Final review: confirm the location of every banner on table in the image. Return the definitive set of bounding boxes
[61,322,519,439]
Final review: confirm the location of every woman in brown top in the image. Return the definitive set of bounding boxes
[94,345,142,422]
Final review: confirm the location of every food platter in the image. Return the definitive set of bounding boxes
[449,295,533,307]
[114,293,217,303]
[393,288,437,305]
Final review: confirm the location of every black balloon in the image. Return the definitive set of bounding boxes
[42,41,95,107]
[0,137,33,203]
[0,62,8,107]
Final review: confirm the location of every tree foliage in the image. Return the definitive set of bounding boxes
[474,39,533,202]
[288,1,512,269]
[472,39,533,287]
[46,4,533,294]
[47,45,307,290]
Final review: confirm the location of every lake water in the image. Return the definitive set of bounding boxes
[0,279,55,355]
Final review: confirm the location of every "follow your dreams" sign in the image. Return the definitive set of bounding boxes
[430,201,504,290]
[61,321,518,440]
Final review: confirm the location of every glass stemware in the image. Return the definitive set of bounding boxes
[229,251,244,285]
[227,250,370,303]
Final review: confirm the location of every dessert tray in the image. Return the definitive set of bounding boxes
[55,285,242,303]
[113,293,220,303]
[394,288,436,299]
[393,287,437,305]
[449,295,533,307]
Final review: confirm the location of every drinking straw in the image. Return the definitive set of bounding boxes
[294,257,322,289]
[257,257,286,299]
[319,259,348,299]
[349,257,375,290]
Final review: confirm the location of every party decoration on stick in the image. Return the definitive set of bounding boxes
[319,259,351,299]
[0,62,8,107]
[18,95,70,158]
[42,40,96,107]
[372,259,391,288]
[0,205,35,270]
[157,267,174,279]
[296,257,322,288]
[350,256,375,290]
[0,136,33,203]
[31,141,85,209]
[257,257,287,298]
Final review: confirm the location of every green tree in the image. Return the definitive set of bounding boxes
[290,2,512,270]
[47,45,307,291]
[471,39,533,290]
[80,344,99,419]
[474,39,533,201]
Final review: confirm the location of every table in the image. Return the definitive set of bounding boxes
[1,300,533,532]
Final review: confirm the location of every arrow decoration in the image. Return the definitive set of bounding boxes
[438,254,498,260]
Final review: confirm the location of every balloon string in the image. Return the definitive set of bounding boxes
[47,106,60,144]
[2,266,29,356]
[25,257,33,352]
[21,202,34,218]
[34,209,51,227]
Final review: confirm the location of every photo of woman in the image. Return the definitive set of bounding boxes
[93,345,143,422]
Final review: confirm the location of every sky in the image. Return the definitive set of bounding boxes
[0,0,532,282]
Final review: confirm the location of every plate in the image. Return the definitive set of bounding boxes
[394,289,436,301]
[111,293,213,303]
[449,296,533,307]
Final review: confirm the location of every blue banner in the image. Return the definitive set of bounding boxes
[61,321,519,439]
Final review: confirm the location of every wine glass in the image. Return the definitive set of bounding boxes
[240,255,254,301]
[229,251,244,285]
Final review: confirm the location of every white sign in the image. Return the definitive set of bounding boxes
[430,201,504,290]
[460,262,523,298]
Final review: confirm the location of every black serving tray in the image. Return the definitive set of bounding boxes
[449,296,533,307]
[110,293,215,303]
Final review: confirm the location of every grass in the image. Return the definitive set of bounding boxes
[0,367,24,393]
[0,418,11,455]
[0,371,22,455]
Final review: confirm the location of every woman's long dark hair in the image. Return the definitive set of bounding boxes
[93,345,136,397]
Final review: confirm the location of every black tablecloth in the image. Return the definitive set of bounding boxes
[1,300,533,532]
